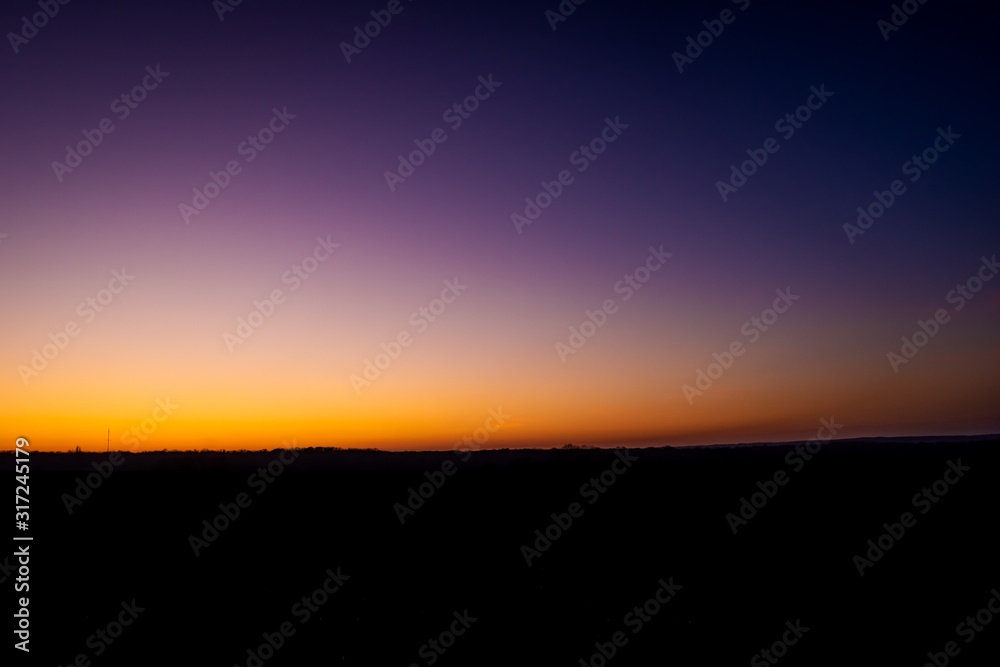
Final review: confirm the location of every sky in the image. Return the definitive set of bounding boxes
[2,0,998,452]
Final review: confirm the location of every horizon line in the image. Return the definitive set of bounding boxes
[17,431,1000,455]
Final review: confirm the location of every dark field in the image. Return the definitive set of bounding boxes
[8,437,1000,665]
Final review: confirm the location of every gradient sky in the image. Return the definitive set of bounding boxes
[2,0,998,451]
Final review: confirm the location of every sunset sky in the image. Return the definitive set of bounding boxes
[2,0,998,451]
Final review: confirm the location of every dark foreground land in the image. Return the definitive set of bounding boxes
[6,436,1000,665]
